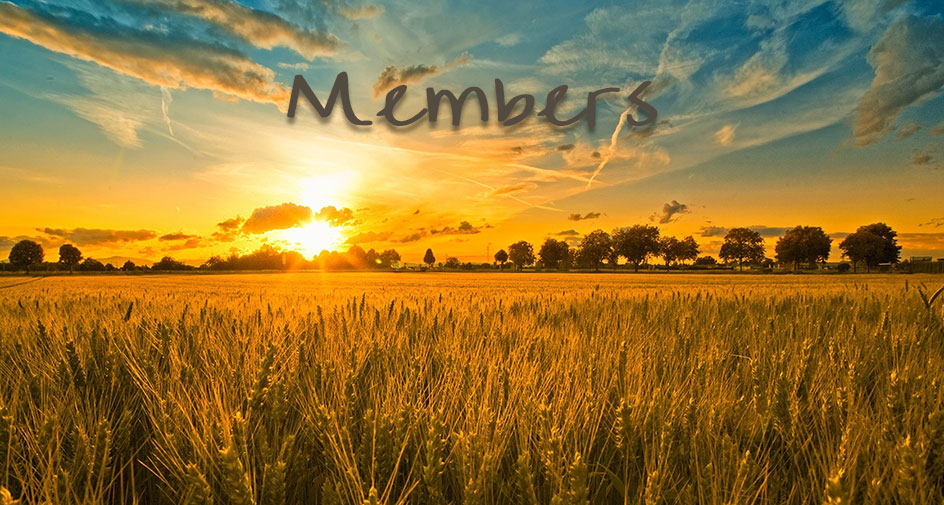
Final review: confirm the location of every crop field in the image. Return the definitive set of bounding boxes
[0,273,943,505]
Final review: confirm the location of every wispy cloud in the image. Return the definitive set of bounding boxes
[650,200,690,224]
[568,212,601,221]
[39,227,157,246]
[372,53,471,97]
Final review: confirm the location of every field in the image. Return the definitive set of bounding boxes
[0,273,943,504]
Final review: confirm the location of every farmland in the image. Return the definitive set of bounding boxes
[0,273,942,504]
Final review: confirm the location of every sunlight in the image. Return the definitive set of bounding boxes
[278,221,343,258]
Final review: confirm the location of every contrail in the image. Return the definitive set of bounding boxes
[586,104,632,189]
[160,86,174,137]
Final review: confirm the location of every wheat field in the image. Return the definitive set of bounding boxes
[0,273,942,504]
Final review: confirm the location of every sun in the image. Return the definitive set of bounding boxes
[278,221,343,258]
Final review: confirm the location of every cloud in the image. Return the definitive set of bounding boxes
[568,212,601,221]
[163,237,203,251]
[714,124,737,146]
[126,0,341,60]
[430,221,488,235]
[896,121,921,139]
[931,123,944,136]
[852,15,944,146]
[217,216,245,231]
[345,230,393,244]
[698,225,789,237]
[911,147,937,167]
[241,202,313,233]
[495,33,521,47]
[491,183,537,196]
[314,205,354,225]
[337,4,383,20]
[555,229,579,236]
[0,2,290,107]
[277,61,309,71]
[372,53,471,97]
[159,232,199,241]
[40,227,157,246]
[557,144,575,151]
[919,218,944,228]
[650,200,690,224]
[397,231,426,243]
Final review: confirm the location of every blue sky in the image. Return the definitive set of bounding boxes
[1,0,942,262]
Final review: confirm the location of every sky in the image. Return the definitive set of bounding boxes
[0,0,943,265]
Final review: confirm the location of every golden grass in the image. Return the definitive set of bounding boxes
[0,273,942,504]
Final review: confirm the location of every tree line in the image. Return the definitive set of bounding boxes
[2,221,903,274]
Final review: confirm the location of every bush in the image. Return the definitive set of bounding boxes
[837,263,851,274]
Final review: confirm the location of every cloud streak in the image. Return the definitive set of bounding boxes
[0,2,290,106]
[372,53,471,97]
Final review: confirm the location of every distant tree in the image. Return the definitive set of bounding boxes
[839,223,900,272]
[838,222,900,272]
[775,226,832,270]
[508,241,535,271]
[719,228,765,270]
[444,257,461,269]
[79,258,106,272]
[613,225,661,272]
[379,249,401,268]
[121,260,136,272]
[152,256,190,271]
[9,240,44,274]
[105,263,117,272]
[494,249,508,270]
[365,248,380,267]
[577,230,612,271]
[677,236,700,264]
[58,244,82,273]
[347,246,368,268]
[538,238,570,270]
[423,248,436,268]
[694,256,717,266]
[660,236,680,266]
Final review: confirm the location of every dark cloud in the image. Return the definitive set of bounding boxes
[557,144,575,151]
[372,53,470,97]
[241,203,313,234]
[397,231,426,243]
[896,121,921,139]
[431,221,489,235]
[920,218,944,228]
[217,216,245,231]
[159,232,199,241]
[852,14,944,146]
[491,183,536,196]
[931,123,944,136]
[650,200,690,224]
[568,211,601,221]
[699,225,790,237]
[40,227,157,246]
[163,238,203,251]
[122,0,341,59]
[699,225,728,237]
[554,229,579,236]
[912,147,937,167]
[314,205,354,225]
[0,2,290,107]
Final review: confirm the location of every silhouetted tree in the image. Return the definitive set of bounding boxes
[839,223,900,272]
[379,249,401,268]
[538,238,570,270]
[121,260,136,272]
[677,236,699,264]
[9,240,44,274]
[613,225,660,272]
[152,256,191,271]
[775,226,831,270]
[79,258,106,272]
[660,236,680,266]
[719,228,765,270]
[494,249,508,270]
[508,241,535,271]
[444,257,461,269]
[58,244,82,273]
[578,230,612,271]
[423,248,436,269]
[365,248,380,267]
[694,256,717,266]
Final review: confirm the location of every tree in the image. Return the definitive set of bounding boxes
[379,249,401,268]
[577,230,612,271]
[58,244,82,273]
[152,256,190,271]
[508,241,535,271]
[677,236,699,264]
[839,223,900,272]
[494,249,508,270]
[719,228,765,270]
[365,248,380,267]
[538,238,569,270]
[444,257,461,269]
[775,226,831,270]
[660,236,680,266]
[423,248,436,269]
[694,256,717,266]
[613,225,660,272]
[9,240,44,274]
[121,260,136,272]
[79,258,106,272]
